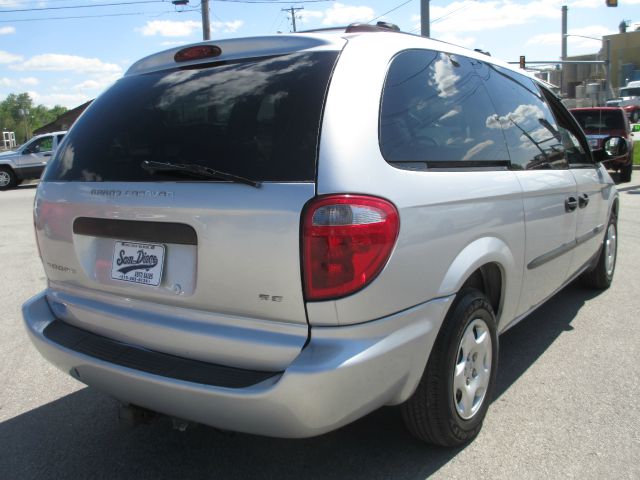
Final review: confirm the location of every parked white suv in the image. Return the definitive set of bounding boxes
[23,24,623,446]
[0,131,66,190]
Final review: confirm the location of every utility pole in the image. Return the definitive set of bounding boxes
[282,6,303,32]
[561,5,567,96]
[605,38,612,98]
[420,0,430,37]
[202,0,211,40]
[561,5,567,61]
[18,109,29,142]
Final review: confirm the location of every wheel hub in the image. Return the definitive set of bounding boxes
[0,171,9,187]
[453,318,492,420]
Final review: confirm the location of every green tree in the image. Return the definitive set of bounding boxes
[0,92,67,145]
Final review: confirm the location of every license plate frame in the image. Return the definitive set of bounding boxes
[111,241,165,287]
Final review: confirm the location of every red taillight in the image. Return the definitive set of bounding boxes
[302,195,399,301]
[174,45,222,63]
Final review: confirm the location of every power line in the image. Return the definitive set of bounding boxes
[215,0,331,3]
[0,0,333,24]
[367,0,414,25]
[409,0,477,33]
[1,1,162,14]
[0,0,332,10]
[0,10,177,22]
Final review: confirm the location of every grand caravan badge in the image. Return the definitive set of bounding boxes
[111,241,165,286]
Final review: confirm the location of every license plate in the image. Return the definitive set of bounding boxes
[111,241,165,286]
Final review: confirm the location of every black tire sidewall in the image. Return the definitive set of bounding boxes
[602,215,617,285]
[0,166,16,190]
[441,290,499,439]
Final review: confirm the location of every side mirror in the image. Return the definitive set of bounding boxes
[603,136,628,157]
[592,136,629,163]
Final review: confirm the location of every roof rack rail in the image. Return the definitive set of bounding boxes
[474,48,492,56]
[298,21,401,34]
[345,21,401,33]
[296,26,350,34]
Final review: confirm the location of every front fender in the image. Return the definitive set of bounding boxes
[0,157,19,169]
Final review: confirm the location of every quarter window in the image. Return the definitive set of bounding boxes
[379,49,509,168]
[481,65,569,170]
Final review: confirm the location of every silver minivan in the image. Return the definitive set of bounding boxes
[23,24,622,446]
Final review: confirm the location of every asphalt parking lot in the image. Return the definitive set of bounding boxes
[1,179,639,480]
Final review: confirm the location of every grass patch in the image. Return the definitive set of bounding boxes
[634,144,640,165]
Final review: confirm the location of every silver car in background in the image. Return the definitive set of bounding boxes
[23,24,621,447]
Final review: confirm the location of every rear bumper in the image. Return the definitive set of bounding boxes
[23,291,452,438]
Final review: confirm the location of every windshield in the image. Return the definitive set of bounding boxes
[571,110,625,133]
[620,87,640,97]
[44,51,339,182]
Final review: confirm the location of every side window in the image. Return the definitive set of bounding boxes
[481,65,568,170]
[538,87,592,167]
[379,49,509,168]
[31,136,54,153]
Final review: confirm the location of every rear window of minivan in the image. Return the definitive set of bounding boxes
[571,109,626,132]
[44,51,339,183]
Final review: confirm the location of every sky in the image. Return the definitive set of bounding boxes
[0,0,638,109]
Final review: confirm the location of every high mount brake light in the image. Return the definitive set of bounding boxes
[174,45,222,63]
[302,195,399,301]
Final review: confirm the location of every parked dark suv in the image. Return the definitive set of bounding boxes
[570,107,633,182]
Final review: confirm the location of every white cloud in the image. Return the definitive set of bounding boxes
[10,54,122,75]
[138,19,243,38]
[322,3,374,25]
[72,80,103,91]
[0,0,24,7]
[434,32,478,49]
[21,76,39,86]
[298,11,324,24]
[212,20,243,33]
[301,3,375,27]
[570,0,640,6]
[0,26,16,35]
[0,50,22,64]
[71,76,117,93]
[29,91,92,109]
[160,41,188,47]
[527,25,616,54]
[569,0,601,7]
[429,0,561,34]
[139,20,201,37]
[1,76,39,87]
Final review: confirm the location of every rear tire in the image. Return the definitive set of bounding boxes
[620,162,632,183]
[581,213,617,290]
[401,289,498,446]
[0,166,17,191]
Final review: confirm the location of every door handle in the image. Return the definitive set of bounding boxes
[44,153,52,157]
[565,196,578,212]
[578,193,589,208]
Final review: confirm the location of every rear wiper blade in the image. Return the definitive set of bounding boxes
[141,161,261,188]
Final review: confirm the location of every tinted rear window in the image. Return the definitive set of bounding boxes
[44,51,339,182]
[571,110,625,132]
